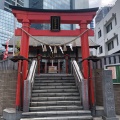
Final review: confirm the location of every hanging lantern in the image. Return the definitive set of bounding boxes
[54,46,57,53]
[43,45,47,52]
[63,45,67,51]
[73,41,76,47]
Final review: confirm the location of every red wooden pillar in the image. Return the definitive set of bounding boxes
[80,21,89,79]
[16,18,30,109]
[16,61,22,109]
[65,54,69,74]
[80,21,95,108]
[37,54,42,74]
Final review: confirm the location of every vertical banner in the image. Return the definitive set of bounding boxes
[3,40,9,60]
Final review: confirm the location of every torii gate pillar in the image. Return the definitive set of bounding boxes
[16,18,30,109]
[80,21,89,79]
[80,21,95,109]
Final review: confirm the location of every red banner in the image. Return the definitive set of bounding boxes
[3,40,9,60]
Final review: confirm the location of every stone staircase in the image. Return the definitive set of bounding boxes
[21,74,93,120]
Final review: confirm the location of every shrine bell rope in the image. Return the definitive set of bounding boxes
[20,28,89,46]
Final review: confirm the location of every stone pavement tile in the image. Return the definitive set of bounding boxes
[93,115,120,120]
[93,117,102,120]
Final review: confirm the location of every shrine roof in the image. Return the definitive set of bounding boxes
[10,5,98,13]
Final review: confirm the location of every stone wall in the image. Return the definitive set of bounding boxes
[114,84,120,115]
[93,69,120,115]
[92,69,103,106]
[0,70,17,115]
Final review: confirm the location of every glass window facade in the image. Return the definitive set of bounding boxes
[29,0,73,30]
[0,9,21,50]
[43,0,71,30]
[3,0,24,13]
[43,0,70,9]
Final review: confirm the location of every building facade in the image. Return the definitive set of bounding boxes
[0,9,21,51]
[74,0,89,9]
[74,0,90,29]
[0,0,24,12]
[0,0,23,51]
[94,0,120,56]
[95,6,112,25]
[29,0,73,30]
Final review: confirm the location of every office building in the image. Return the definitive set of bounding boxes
[29,0,73,30]
[94,0,120,56]
[0,0,24,12]
[95,6,112,24]
[74,0,89,9]
[0,9,21,51]
[74,0,90,29]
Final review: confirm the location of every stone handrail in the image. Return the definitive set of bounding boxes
[23,60,37,112]
[72,60,89,110]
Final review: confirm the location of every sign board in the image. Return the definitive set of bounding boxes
[48,66,57,73]
[107,66,116,79]
[105,64,120,83]
[51,16,60,32]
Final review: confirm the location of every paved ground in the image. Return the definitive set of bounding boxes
[93,116,120,120]
[1,115,120,120]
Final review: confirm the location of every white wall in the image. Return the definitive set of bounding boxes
[95,0,120,56]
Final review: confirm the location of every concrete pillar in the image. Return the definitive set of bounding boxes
[102,70,118,120]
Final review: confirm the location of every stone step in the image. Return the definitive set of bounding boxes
[35,77,74,80]
[30,101,81,107]
[31,96,80,102]
[35,74,73,77]
[21,116,92,120]
[22,110,91,118]
[33,86,77,90]
[32,92,79,97]
[32,89,78,93]
[34,80,75,83]
[29,105,83,112]
[34,83,76,86]
[35,74,74,79]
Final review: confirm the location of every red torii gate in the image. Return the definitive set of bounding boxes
[10,6,98,109]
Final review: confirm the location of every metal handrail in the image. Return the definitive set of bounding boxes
[72,60,84,82]
[27,60,37,86]
[72,60,89,110]
[23,60,37,112]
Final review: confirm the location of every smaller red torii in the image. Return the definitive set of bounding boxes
[10,5,98,110]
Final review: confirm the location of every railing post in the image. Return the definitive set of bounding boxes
[81,79,89,110]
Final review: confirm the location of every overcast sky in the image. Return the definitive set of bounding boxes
[89,0,117,7]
